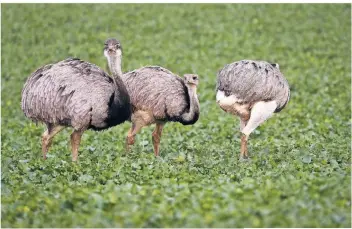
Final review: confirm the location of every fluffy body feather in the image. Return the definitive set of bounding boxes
[122,66,199,125]
[21,58,131,131]
[216,59,290,159]
[216,60,290,112]
[121,65,200,156]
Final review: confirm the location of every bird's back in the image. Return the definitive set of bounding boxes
[216,60,290,112]
[122,66,189,120]
[21,58,121,130]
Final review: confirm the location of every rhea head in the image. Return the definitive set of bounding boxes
[104,38,123,77]
[184,74,199,86]
[183,74,199,93]
[104,38,122,58]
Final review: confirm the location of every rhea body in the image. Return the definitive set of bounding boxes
[216,60,290,158]
[123,68,200,156]
[104,41,200,156]
[21,40,130,161]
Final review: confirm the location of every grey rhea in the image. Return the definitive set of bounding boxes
[104,44,200,156]
[216,60,290,159]
[21,39,131,161]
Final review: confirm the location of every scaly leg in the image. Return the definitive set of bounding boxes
[152,123,165,156]
[240,118,249,159]
[240,134,249,159]
[125,126,134,151]
[241,101,277,158]
[42,124,65,160]
[70,130,84,162]
[126,122,145,151]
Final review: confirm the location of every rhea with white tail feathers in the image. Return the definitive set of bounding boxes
[216,60,290,159]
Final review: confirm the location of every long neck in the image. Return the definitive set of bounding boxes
[107,54,123,83]
[181,84,200,124]
[106,54,130,105]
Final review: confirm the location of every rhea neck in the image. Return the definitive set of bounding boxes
[180,83,199,124]
[187,84,197,95]
[104,49,130,107]
[186,84,198,110]
[105,50,123,82]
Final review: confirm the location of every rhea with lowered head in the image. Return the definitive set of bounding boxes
[216,60,290,159]
[21,39,131,161]
[124,69,200,156]
[105,38,200,156]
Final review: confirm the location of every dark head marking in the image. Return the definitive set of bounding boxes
[271,63,280,69]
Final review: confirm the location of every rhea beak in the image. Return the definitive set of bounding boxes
[108,46,116,54]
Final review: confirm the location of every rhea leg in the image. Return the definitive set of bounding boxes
[152,123,165,156]
[241,101,277,158]
[218,95,252,159]
[42,124,65,160]
[70,130,84,162]
[126,111,155,152]
[230,104,250,159]
[125,126,134,150]
[126,122,145,151]
[240,118,249,159]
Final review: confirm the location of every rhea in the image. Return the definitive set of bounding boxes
[21,39,131,161]
[216,60,290,159]
[104,39,200,156]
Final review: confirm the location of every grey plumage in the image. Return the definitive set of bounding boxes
[122,66,200,125]
[118,64,200,156]
[216,60,290,112]
[21,39,131,162]
[216,59,290,159]
[22,58,130,130]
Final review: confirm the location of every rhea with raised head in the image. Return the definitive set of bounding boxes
[21,39,131,161]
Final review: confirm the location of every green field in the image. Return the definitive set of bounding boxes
[1,3,351,227]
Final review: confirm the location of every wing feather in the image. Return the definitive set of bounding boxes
[122,66,189,119]
[217,60,290,109]
[21,58,115,129]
